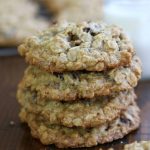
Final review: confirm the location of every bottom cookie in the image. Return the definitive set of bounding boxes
[20,103,140,148]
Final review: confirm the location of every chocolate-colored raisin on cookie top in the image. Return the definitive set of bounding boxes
[19,103,140,148]
[18,56,141,101]
[17,89,135,128]
[18,22,134,72]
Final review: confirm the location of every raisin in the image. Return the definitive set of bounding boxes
[120,117,131,125]
[55,73,64,80]
[83,27,91,33]
[68,32,82,46]
[105,125,111,131]
[68,32,79,41]
[72,73,79,79]
[83,27,96,36]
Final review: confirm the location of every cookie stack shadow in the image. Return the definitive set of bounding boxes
[17,22,142,148]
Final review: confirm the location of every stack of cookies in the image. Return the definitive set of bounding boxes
[17,22,142,148]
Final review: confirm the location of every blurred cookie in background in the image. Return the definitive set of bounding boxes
[0,0,49,47]
[43,0,70,14]
[43,0,103,22]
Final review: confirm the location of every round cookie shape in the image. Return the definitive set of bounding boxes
[17,89,136,128]
[18,56,141,101]
[18,22,134,72]
[19,103,140,148]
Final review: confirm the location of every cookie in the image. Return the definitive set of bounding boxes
[0,0,49,46]
[18,56,141,101]
[18,22,134,72]
[124,141,150,150]
[43,0,102,22]
[43,0,70,13]
[19,103,140,148]
[18,88,136,128]
[43,0,102,13]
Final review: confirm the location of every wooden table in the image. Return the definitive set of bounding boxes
[0,55,150,150]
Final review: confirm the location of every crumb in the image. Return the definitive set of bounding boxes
[9,121,15,126]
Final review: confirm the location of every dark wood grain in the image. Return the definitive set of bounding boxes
[0,55,150,150]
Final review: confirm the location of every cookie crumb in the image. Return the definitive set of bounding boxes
[9,121,15,126]
[124,141,150,150]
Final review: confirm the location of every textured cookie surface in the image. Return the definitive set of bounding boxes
[0,0,48,46]
[17,88,135,128]
[19,103,140,148]
[18,22,134,72]
[124,141,150,150]
[18,56,141,101]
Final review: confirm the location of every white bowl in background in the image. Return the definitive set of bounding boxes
[103,0,150,79]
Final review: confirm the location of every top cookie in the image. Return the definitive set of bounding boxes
[18,22,134,72]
